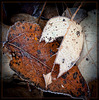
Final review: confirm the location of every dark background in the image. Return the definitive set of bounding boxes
[0,1,99,100]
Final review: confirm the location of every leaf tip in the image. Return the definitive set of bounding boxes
[43,72,52,89]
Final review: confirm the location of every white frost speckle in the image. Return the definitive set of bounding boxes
[52,78,56,80]
[40,16,70,43]
[61,85,64,88]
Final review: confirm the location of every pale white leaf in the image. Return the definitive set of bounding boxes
[55,21,83,78]
[77,10,97,83]
[43,72,52,88]
[40,16,70,43]
[40,16,84,78]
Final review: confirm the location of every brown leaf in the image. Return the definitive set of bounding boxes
[42,3,59,19]
[50,65,90,98]
[88,79,98,98]
[4,21,89,98]
[11,13,47,29]
[4,21,59,89]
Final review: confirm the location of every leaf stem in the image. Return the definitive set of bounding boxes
[51,2,83,77]
[7,42,51,70]
[37,1,47,24]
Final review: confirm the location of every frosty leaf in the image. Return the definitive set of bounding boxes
[2,24,15,79]
[11,13,47,29]
[77,10,97,83]
[11,13,36,23]
[2,50,15,79]
[55,21,83,78]
[62,8,87,23]
[40,16,84,78]
[4,21,59,89]
[48,65,90,98]
[4,21,89,98]
[40,16,70,43]
[43,72,52,88]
